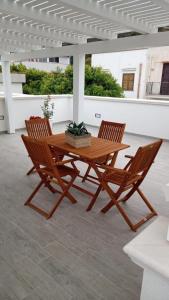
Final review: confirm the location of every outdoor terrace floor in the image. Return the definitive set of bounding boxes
[0,123,169,300]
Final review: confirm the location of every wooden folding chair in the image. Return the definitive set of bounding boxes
[82,120,126,184]
[87,139,163,231]
[21,135,79,219]
[25,117,52,175]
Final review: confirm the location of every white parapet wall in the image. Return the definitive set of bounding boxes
[84,96,169,140]
[0,94,73,132]
[0,94,169,140]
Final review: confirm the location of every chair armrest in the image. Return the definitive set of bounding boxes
[123,155,134,170]
[125,154,134,159]
[98,164,128,175]
[55,158,78,166]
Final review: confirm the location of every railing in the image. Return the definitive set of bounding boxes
[0,94,169,139]
[146,82,169,96]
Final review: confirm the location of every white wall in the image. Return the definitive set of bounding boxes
[84,96,169,140]
[0,73,26,94]
[0,97,6,131]
[0,94,168,140]
[92,50,148,99]
[0,83,23,94]
[0,94,72,132]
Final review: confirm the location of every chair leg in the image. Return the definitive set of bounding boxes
[82,165,91,183]
[66,191,77,204]
[86,184,102,211]
[47,193,66,219]
[27,165,35,176]
[47,176,77,219]
[45,182,57,194]
[120,184,137,203]
[101,192,137,231]
[120,185,157,215]
[137,187,157,215]
[101,184,157,231]
[25,174,77,219]
[25,180,44,206]
[63,175,77,204]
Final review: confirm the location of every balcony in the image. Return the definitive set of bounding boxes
[1,0,169,298]
[146,82,169,100]
[0,121,169,299]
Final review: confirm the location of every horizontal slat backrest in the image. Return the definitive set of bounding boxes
[22,135,54,168]
[128,139,163,179]
[25,117,52,139]
[98,120,125,143]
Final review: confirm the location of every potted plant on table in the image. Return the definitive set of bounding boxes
[65,121,91,148]
[41,95,54,128]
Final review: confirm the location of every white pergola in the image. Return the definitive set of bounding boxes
[1,0,169,133]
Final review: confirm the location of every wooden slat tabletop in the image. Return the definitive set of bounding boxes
[44,133,129,160]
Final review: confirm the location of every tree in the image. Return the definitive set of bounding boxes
[85,65,123,97]
[1,63,124,97]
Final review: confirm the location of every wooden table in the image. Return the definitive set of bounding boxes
[45,133,129,200]
[46,133,129,160]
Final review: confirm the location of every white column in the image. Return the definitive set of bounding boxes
[73,52,85,123]
[1,60,15,133]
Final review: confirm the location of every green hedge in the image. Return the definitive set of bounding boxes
[0,63,124,97]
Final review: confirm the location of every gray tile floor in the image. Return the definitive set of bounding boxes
[0,123,169,300]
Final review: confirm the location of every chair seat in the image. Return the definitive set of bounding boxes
[42,165,79,178]
[104,168,141,186]
[58,165,79,177]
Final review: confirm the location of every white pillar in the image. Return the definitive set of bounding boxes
[73,52,85,123]
[1,60,15,133]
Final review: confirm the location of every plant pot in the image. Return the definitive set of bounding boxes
[48,118,53,130]
[65,132,91,148]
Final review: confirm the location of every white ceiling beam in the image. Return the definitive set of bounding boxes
[3,31,169,62]
[60,0,155,34]
[0,31,61,48]
[151,0,169,12]
[2,45,77,62]
[0,44,28,54]
[0,19,85,45]
[0,40,38,52]
[0,0,113,40]
[0,48,12,55]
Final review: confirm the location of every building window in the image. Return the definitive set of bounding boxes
[49,57,59,63]
[122,73,135,91]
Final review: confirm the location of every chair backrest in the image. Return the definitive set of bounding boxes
[98,120,126,143]
[25,117,52,139]
[128,139,163,179]
[22,134,54,169]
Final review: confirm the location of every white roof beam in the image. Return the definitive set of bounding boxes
[60,0,155,34]
[0,0,112,40]
[0,19,85,45]
[0,31,61,48]
[4,31,169,62]
[0,43,31,54]
[151,0,169,12]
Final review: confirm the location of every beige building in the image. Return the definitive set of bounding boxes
[92,46,169,99]
[147,47,169,97]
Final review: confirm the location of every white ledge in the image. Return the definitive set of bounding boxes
[84,95,169,106]
[124,216,169,280]
[0,94,169,107]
